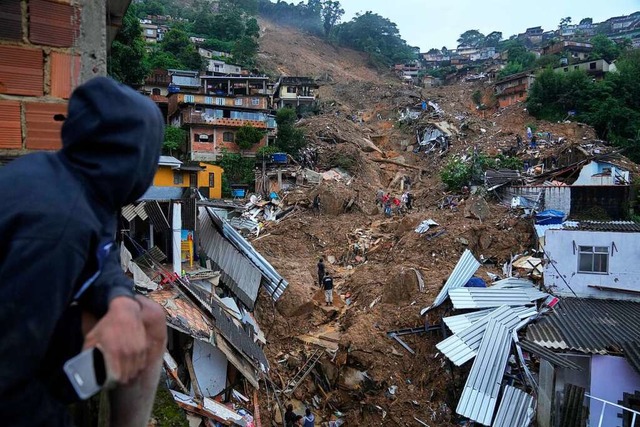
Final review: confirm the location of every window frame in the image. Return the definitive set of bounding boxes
[223,131,235,143]
[577,245,609,274]
[173,170,184,185]
[208,172,215,188]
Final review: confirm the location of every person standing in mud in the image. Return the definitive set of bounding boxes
[322,272,334,306]
[317,257,325,287]
[312,194,320,215]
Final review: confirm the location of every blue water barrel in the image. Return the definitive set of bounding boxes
[271,153,287,163]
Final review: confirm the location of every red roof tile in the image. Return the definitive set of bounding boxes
[25,102,67,150]
[29,0,80,48]
[50,51,80,99]
[0,101,22,149]
[0,1,23,41]
[0,45,43,96]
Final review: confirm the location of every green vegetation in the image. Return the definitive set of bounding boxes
[273,108,307,156]
[235,124,265,150]
[163,126,187,154]
[498,39,537,79]
[527,50,640,162]
[326,151,357,173]
[108,9,149,85]
[441,153,523,191]
[214,150,256,196]
[471,90,483,107]
[441,157,472,191]
[150,27,205,70]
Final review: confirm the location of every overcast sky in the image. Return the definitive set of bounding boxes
[339,0,639,51]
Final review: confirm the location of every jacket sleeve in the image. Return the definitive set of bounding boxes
[0,237,87,426]
[79,241,136,317]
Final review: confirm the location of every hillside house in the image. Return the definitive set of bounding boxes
[543,41,593,62]
[554,59,617,80]
[140,20,159,43]
[205,59,243,77]
[494,71,536,108]
[272,76,319,110]
[605,12,640,34]
[0,0,130,162]
[168,69,201,93]
[141,68,171,120]
[559,23,597,39]
[168,76,276,161]
[518,26,544,45]
[152,156,223,199]
[198,47,231,59]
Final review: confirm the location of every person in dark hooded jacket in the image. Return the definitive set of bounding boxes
[0,77,167,427]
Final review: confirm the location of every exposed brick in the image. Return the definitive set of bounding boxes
[25,102,67,150]
[0,101,22,149]
[50,51,80,99]
[0,45,43,96]
[29,0,80,48]
[0,1,23,41]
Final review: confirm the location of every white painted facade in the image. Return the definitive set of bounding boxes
[544,228,640,300]
[573,161,630,186]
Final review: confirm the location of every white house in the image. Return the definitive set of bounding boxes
[572,160,630,185]
[206,59,242,76]
[544,221,640,300]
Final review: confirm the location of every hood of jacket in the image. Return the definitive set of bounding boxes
[59,77,164,209]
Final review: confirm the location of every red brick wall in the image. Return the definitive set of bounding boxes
[190,125,267,157]
[0,0,81,153]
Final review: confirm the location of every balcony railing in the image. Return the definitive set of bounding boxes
[585,393,640,427]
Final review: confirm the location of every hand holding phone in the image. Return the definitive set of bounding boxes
[63,347,116,400]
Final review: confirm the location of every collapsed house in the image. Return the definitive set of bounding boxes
[119,191,288,425]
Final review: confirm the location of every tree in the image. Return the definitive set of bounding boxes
[245,18,260,38]
[333,12,415,66]
[214,151,256,196]
[579,17,593,25]
[590,34,621,62]
[321,0,344,37]
[108,9,148,85]
[163,126,186,155]
[232,36,259,67]
[426,48,440,54]
[139,0,165,17]
[274,108,306,156]
[559,16,572,28]
[457,30,485,48]
[235,124,265,150]
[483,31,502,47]
[498,39,536,78]
[159,28,204,70]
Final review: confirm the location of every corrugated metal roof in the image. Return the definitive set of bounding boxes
[144,201,170,232]
[443,306,537,335]
[437,306,520,366]
[456,317,513,425]
[138,186,186,201]
[620,341,640,375]
[182,198,196,231]
[121,204,137,222]
[518,340,582,370]
[492,385,535,427]
[203,207,288,302]
[491,278,536,288]
[0,100,22,149]
[0,46,43,96]
[449,288,547,309]
[24,102,66,150]
[159,155,182,167]
[29,0,79,48]
[172,75,200,88]
[199,209,262,310]
[526,298,640,354]
[134,202,148,220]
[422,249,480,314]
[562,221,640,233]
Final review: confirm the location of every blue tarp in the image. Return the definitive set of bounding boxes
[535,210,565,225]
[465,277,487,288]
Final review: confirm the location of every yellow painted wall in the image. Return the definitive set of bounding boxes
[152,164,224,199]
[197,163,224,199]
[153,166,189,187]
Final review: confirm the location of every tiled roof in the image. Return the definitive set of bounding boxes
[526,298,640,357]
[562,221,640,233]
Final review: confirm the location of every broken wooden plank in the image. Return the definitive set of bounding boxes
[372,158,427,172]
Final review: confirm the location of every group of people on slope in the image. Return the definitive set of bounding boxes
[285,405,315,427]
[376,190,413,217]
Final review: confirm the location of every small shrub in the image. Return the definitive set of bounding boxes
[441,157,472,191]
[471,90,483,106]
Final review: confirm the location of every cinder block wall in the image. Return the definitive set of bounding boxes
[0,0,106,157]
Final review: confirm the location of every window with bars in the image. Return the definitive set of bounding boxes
[209,173,215,187]
[578,246,609,274]
[223,132,235,142]
[173,171,184,185]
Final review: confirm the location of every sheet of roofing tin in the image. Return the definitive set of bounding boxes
[139,186,185,202]
[134,202,148,220]
[526,297,640,354]
[121,204,137,222]
[518,340,582,370]
[199,212,262,311]
[449,288,545,310]
[145,200,171,231]
[443,309,495,335]
[422,249,480,314]
[443,306,538,335]
[491,278,536,288]
[492,385,535,427]
[437,306,520,366]
[203,207,288,301]
[564,221,640,232]
[620,341,640,376]
[456,317,513,425]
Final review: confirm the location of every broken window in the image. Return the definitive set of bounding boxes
[287,86,297,94]
[578,246,608,274]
